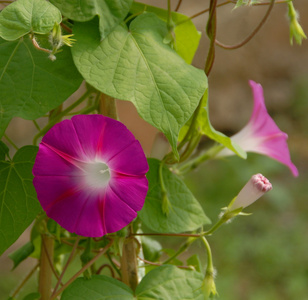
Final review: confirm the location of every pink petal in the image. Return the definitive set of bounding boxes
[33,144,83,176]
[41,119,86,160]
[103,187,138,233]
[109,175,148,212]
[71,114,137,161]
[108,140,149,176]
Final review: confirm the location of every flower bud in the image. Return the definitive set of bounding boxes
[228,174,272,211]
[287,1,307,45]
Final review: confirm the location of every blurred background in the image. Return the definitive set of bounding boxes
[1,0,307,299]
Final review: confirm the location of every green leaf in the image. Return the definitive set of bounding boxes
[136,265,204,300]
[130,2,201,64]
[0,141,9,160]
[50,0,133,39]
[72,13,207,158]
[61,275,134,300]
[8,241,34,269]
[187,254,202,272]
[0,0,62,41]
[0,146,41,255]
[22,293,40,300]
[141,236,162,262]
[0,37,83,138]
[138,159,210,233]
[179,90,246,158]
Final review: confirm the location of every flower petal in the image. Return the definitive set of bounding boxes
[109,175,148,212]
[33,144,82,176]
[34,175,105,236]
[42,119,86,160]
[108,140,149,176]
[103,187,138,233]
[71,114,137,161]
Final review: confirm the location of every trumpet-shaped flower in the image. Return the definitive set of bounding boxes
[219,80,298,177]
[33,115,149,237]
[228,173,272,211]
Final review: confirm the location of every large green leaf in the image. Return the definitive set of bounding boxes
[138,159,210,233]
[72,13,207,158]
[130,2,201,64]
[61,275,134,300]
[0,146,41,255]
[0,37,83,138]
[0,0,62,41]
[179,90,247,158]
[136,265,204,300]
[50,0,133,39]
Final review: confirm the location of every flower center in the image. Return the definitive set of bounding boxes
[84,162,111,189]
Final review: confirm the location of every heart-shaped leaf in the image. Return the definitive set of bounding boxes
[0,146,41,255]
[138,159,211,233]
[72,13,207,158]
[0,0,61,41]
[0,37,83,138]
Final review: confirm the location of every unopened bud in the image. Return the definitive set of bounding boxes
[287,1,307,45]
[228,173,272,211]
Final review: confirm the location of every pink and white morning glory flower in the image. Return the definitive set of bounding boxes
[33,115,149,237]
[219,80,298,177]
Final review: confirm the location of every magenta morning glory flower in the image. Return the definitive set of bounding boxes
[219,80,298,177]
[33,115,149,237]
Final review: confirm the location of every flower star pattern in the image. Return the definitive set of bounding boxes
[33,115,149,237]
[220,80,298,177]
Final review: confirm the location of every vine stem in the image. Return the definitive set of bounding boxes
[215,0,275,49]
[51,236,81,298]
[41,235,63,285]
[3,134,18,150]
[11,263,39,298]
[49,239,113,300]
[38,234,54,300]
[132,232,201,238]
[175,0,183,11]
[201,237,214,273]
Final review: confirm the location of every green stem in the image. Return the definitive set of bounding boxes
[33,89,92,145]
[178,144,224,174]
[11,263,39,298]
[38,234,54,300]
[50,239,113,300]
[162,237,196,264]
[203,215,228,236]
[32,120,41,131]
[167,0,172,30]
[106,251,121,277]
[201,237,214,273]
[3,134,18,150]
[51,236,81,298]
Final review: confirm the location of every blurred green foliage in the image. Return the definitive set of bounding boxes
[185,152,308,300]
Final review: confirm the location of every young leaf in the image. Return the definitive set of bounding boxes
[22,293,41,300]
[8,241,34,269]
[130,2,201,64]
[0,146,41,255]
[50,0,133,39]
[0,37,83,138]
[138,159,211,233]
[136,265,204,299]
[72,13,207,158]
[0,0,62,41]
[61,275,134,300]
[0,141,9,160]
[187,254,202,272]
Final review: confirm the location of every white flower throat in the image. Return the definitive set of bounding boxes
[84,162,111,189]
